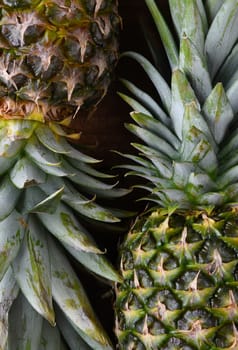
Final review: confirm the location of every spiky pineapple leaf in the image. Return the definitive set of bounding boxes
[220,129,238,159]
[120,79,170,125]
[170,69,200,140]
[181,0,205,56]
[55,305,91,350]
[181,103,217,172]
[215,43,238,88]
[49,239,114,350]
[10,157,47,189]
[145,0,179,69]
[122,52,172,113]
[39,321,62,350]
[172,161,195,188]
[63,239,122,283]
[131,112,180,150]
[36,125,99,163]
[63,190,120,223]
[226,77,238,114]
[204,0,226,22]
[27,187,64,214]
[203,83,234,144]
[0,268,19,350]
[67,159,115,179]
[0,157,16,176]
[38,203,103,254]
[25,135,61,166]
[126,123,178,159]
[0,176,20,220]
[0,210,25,280]
[170,0,208,36]
[118,92,152,117]
[8,293,43,350]
[12,216,54,325]
[205,0,238,78]
[0,136,23,158]
[179,35,212,103]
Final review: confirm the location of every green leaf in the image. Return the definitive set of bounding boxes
[205,0,238,78]
[0,176,20,220]
[169,0,186,36]
[125,123,178,159]
[131,112,180,150]
[0,267,19,350]
[23,186,64,214]
[215,43,238,87]
[181,103,217,172]
[122,52,172,113]
[120,79,170,125]
[36,125,99,163]
[0,210,25,280]
[172,161,195,187]
[0,119,37,140]
[0,157,16,176]
[49,239,114,350]
[39,321,62,350]
[38,203,103,254]
[203,83,234,143]
[62,184,120,223]
[63,240,122,283]
[220,129,238,159]
[145,0,179,69]
[170,70,200,140]
[204,0,224,22]
[64,160,117,191]
[8,293,43,350]
[169,0,208,36]
[179,35,212,104]
[181,0,205,56]
[218,164,238,188]
[25,135,61,166]
[0,136,23,158]
[12,216,54,325]
[67,159,114,179]
[118,91,152,116]
[10,157,47,189]
[55,305,92,350]
[226,78,238,114]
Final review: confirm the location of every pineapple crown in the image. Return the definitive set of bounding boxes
[120,0,238,211]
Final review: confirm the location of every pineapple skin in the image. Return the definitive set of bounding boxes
[0,0,120,121]
[116,209,238,349]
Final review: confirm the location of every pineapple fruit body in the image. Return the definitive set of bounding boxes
[0,1,125,349]
[0,0,120,121]
[115,0,238,349]
[117,209,238,349]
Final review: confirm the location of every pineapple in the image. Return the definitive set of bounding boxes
[0,1,126,349]
[115,0,238,349]
[0,0,120,120]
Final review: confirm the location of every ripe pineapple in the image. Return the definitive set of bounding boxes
[0,0,120,120]
[115,0,238,349]
[0,1,125,349]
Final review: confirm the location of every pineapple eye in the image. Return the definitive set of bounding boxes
[2,0,41,8]
[62,37,81,61]
[23,25,44,45]
[1,24,21,47]
[84,0,96,14]
[91,22,104,46]
[12,73,28,89]
[84,66,99,86]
